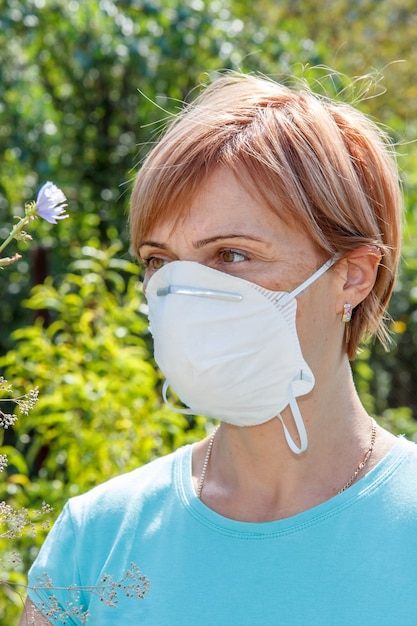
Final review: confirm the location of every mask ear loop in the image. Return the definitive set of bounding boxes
[276,377,308,454]
[162,380,194,415]
[278,256,338,306]
[274,258,338,452]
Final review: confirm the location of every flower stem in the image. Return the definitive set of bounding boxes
[0,203,37,257]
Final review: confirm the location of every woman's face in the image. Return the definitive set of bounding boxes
[138,167,342,366]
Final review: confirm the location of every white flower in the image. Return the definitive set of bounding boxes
[36,182,68,224]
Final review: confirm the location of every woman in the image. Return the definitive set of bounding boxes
[21,73,417,625]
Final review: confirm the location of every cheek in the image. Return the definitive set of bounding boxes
[256,267,302,293]
[295,292,339,365]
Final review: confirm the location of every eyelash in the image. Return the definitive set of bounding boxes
[141,256,167,271]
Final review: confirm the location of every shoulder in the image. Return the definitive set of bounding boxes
[393,435,417,468]
[27,447,191,599]
[391,436,417,485]
[66,446,189,526]
[370,436,417,513]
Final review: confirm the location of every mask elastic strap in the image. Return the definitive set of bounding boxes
[278,256,338,306]
[277,378,308,454]
[162,380,194,415]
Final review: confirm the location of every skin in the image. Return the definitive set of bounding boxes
[20,165,395,623]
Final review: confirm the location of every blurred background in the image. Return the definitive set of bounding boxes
[1,0,416,621]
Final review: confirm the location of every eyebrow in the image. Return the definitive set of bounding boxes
[138,241,169,253]
[138,234,264,253]
[193,234,264,248]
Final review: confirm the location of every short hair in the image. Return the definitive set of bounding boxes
[130,72,402,359]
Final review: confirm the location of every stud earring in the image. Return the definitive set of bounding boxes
[342,303,353,323]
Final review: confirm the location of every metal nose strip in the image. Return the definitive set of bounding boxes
[156,285,243,302]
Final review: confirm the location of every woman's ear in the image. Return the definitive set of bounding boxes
[336,245,381,313]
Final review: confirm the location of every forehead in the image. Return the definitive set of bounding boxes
[141,165,292,240]
[140,167,318,260]
[143,167,267,235]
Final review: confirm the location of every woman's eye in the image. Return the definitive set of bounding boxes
[144,257,167,271]
[220,250,248,263]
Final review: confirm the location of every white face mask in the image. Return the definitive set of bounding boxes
[145,258,335,454]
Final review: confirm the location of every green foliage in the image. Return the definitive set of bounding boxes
[1,245,207,494]
[0,245,209,620]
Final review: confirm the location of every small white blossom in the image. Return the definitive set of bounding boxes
[0,454,8,472]
[0,410,18,428]
[36,181,68,224]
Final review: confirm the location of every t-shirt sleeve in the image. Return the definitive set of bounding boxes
[27,502,88,625]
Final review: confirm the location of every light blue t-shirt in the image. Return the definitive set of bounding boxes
[28,436,417,625]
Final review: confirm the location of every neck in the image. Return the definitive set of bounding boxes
[193,360,393,522]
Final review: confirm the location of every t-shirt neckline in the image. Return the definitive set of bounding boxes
[175,435,414,538]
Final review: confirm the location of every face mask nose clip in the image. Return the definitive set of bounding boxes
[157,285,243,302]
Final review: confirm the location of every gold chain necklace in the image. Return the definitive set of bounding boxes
[197,426,219,499]
[197,419,377,499]
[338,418,377,493]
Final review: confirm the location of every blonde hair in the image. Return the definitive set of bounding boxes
[130,73,402,358]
